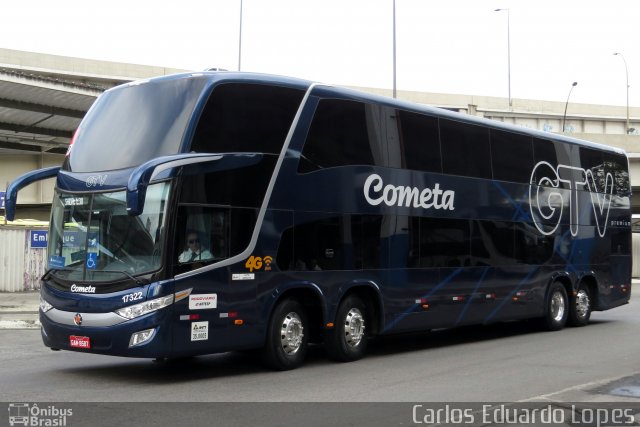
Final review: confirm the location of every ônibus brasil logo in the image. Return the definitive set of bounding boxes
[7,403,73,426]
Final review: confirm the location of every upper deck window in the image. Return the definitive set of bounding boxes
[440,119,492,179]
[190,83,305,155]
[298,99,390,173]
[490,129,533,184]
[65,76,208,172]
[398,110,441,173]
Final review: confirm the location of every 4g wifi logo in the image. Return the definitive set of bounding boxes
[245,255,273,272]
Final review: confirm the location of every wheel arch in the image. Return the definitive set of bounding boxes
[335,280,384,336]
[548,272,573,298]
[263,281,327,344]
[576,273,599,308]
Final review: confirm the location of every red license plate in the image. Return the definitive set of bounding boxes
[69,335,91,349]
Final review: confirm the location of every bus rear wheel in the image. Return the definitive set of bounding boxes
[569,285,592,327]
[543,282,569,331]
[261,298,309,371]
[325,295,368,362]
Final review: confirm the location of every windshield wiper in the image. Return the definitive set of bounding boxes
[42,268,75,281]
[42,269,58,281]
[99,269,147,286]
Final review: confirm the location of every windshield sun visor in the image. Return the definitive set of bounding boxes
[126,152,263,215]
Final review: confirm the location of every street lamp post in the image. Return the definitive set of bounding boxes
[238,0,243,71]
[613,52,630,133]
[495,8,511,107]
[393,0,397,98]
[562,81,578,132]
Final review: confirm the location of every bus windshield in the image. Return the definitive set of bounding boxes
[64,76,207,173]
[47,182,171,282]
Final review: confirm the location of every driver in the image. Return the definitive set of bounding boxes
[178,230,214,263]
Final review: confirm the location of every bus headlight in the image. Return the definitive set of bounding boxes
[39,296,53,313]
[115,295,174,320]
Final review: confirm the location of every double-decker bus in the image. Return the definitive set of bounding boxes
[6,72,631,370]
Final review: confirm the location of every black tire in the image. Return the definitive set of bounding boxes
[543,282,569,331]
[325,295,368,362]
[261,299,309,371]
[568,284,592,327]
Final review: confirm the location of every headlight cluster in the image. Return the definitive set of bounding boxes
[39,296,53,313]
[115,295,174,320]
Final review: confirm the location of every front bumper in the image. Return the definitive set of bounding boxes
[40,308,173,358]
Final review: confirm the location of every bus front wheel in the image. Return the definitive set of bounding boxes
[325,295,368,362]
[543,282,569,331]
[261,298,309,370]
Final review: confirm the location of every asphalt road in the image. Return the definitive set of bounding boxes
[1,291,639,405]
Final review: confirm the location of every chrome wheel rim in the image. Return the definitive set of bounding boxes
[575,289,590,318]
[344,308,365,347]
[551,291,566,322]
[280,312,304,355]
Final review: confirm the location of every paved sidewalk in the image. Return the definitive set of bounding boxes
[0,291,40,329]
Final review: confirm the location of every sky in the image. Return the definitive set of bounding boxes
[1,0,638,107]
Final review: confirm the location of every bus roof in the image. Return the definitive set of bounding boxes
[113,71,626,157]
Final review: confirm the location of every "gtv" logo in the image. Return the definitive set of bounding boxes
[529,162,613,237]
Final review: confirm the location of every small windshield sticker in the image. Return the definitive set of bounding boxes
[48,255,65,269]
[63,197,86,206]
[70,250,85,262]
[232,273,255,281]
[191,321,209,341]
[86,253,97,270]
[87,232,98,248]
[189,294,217,310]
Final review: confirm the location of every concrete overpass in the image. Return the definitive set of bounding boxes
[1,48,639,219]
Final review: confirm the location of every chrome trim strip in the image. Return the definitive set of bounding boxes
[44,308,128,327]
[176,82,321,279]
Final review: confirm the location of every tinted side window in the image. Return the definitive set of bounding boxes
[191,83,304,155]
[471,220,515,266]
[440,119,492,179]
[611,227,631,255]
[352,215,385,269]
[398,110,441,173]
[298,99,387,173]
[490,130,533,183]
[276,214,387,271]
[580,147,605,193]
[417,217,470,268]
[604,153,630,196]
[514,223,554,264]
[173,205,256,275]
[532,138,558,186]
[179,157,277,207]
[281,215,349,271]
[579,147,604,172]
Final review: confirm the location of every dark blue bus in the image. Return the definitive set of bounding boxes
[6,72,632,370]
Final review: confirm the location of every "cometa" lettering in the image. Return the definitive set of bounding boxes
[363,174,455,211]
[70,284,96,293]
